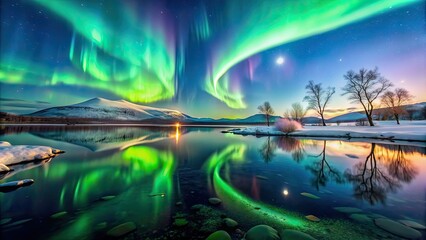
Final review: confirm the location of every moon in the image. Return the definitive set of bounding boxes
[276,56,285,65]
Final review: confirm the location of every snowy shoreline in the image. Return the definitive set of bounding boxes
[226,121,426,143]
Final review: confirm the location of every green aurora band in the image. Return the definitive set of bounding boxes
[25,0,175,103]
[207,0,419,108]
[205,144,372,238]
[0,145,177,239]
[0,0,420,109]
[205,144,307,228]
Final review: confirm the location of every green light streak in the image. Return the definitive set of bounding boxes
[207,0,418,108]
[205,144,307,228]
[205,144,375,238]
[205,73,246,108]
[11,146,177,239]
[192,6,211,41]
[27,0,176,103]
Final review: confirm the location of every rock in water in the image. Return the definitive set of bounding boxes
[173,218,188,227]
[0,218,12,225]
[374,218,421,239]
[52,149,65,154]
[50,211,67,219]
[349,214,372,224]
[0,179,34,192]
[398,220,426,230]
[3,218,32,228]
[333,207,363,214]
[255,175,269,180]
[208,197,222,205]
[0,163,10,173]
[300,192,320,199]
[280,229,317,240]
[305,215,320,222]
[95,222,107,230]
[206,230,232,240]
[191,204,203,211]
[244,225,280,240]
[107,222,136,237]
[101,195,116,201]
[223,218,238,228]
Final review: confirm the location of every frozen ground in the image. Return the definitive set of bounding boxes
[228,120,426,142]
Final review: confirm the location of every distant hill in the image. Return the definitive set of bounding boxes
[326,112,367,123]
[1,98,424,124]
[302,116,322,124]
[28,97,190,121]
[212,114,282,124]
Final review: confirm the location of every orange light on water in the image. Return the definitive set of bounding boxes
[175,123,180,143]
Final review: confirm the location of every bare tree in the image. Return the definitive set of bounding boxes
[304,81,335,126]
[381,88,412,124]
[342,67,392,126]
[258,101,274,126]
[284,102,307,123]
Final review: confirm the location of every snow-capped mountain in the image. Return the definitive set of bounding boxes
[29,97,191,121]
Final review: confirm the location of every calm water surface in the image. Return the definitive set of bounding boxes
[0,126,425,239]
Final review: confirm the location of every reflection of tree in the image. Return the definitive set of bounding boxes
[275,137,305,162]
[344,143,419,205]
[259,136,276,163]
[306,141,344,190]
[385,145,418,183]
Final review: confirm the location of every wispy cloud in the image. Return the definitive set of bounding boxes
[325,107,358,113]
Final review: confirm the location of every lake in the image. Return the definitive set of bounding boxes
[1,126,425,239]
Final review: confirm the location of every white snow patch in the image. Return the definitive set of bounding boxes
[230,121,426,142]
[0,142,64,165]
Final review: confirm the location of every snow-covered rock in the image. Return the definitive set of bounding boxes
[0,179,34,193]
[0,142,64,165]
[0,141,12,147]
[29,97,190,121]
[0,163,10,172]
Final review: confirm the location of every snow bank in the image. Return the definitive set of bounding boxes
[0,141,64,165]
[229,121,426,142]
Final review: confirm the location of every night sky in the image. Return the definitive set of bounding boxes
[1,0,425,118]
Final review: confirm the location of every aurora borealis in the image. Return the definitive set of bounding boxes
[1,0,425,118]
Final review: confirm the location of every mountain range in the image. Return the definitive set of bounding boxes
[1,97,424,124]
